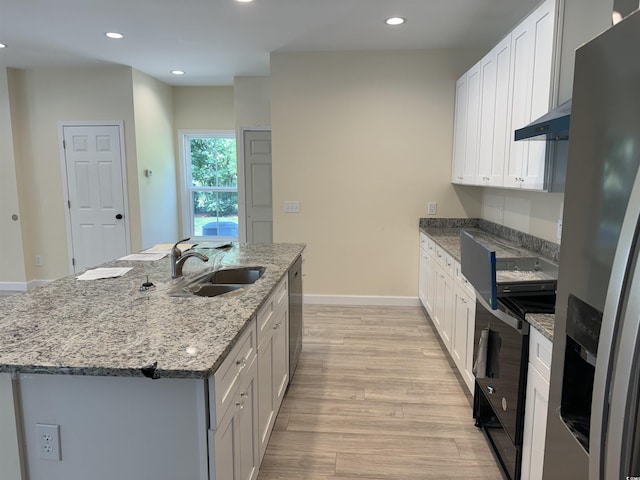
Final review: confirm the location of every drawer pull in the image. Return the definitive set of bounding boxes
[273,322,281,330]
[236,357,247,369]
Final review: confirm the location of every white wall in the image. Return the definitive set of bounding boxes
[173,86,235,130]
[0,68,27,290]
[234,76,270,128]
[132,70,179,248]
[271,50,483,298]
[7,66,141,282]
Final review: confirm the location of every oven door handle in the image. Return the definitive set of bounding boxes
[475,293,529,334]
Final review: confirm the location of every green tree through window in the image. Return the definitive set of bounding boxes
[186,134,238,238]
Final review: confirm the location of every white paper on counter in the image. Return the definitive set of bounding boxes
[142,244,194,254]
[118,253,166,261]
[77,267,133,281]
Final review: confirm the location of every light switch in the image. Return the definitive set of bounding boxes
[284,201,300,213]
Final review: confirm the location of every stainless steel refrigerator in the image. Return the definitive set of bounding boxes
[543,9,640,480]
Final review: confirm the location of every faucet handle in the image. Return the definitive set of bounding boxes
[171,237,191,257]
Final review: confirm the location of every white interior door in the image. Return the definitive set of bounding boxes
[63,125,128,273]
[244,130,273,243]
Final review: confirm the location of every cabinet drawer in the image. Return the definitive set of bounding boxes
[454,261,476,298]
[435,246,455,276]
[529,327,552,382]
[257,276,288,347]
[212,319,257,428]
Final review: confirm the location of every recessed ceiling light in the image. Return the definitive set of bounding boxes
[171,70,185,75]
[105,32,124,39]
[385,17,406,26]
[0,43,7,49]
[235,0,255,2]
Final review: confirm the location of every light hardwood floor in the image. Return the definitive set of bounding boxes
[257,304,502,480]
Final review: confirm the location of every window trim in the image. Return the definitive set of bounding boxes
[178,130,238,241]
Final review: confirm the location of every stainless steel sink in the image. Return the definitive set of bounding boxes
[188,284,243,297]
[199,267,265,285]
[168,266,265,298]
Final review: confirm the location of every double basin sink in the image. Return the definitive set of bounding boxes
[170,267,265,298]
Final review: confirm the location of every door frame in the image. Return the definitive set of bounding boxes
[237,126,271,243]
[58,121,131,274]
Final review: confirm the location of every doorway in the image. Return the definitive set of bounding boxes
[60,122,129,273]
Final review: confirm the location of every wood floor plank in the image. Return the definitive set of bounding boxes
[256,305,500,480]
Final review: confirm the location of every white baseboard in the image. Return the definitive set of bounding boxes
[304,294,420,307]
[0,282,28,293]
[0,279,55,295]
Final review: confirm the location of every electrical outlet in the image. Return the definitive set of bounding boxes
[36,424,61,461]
[427,202,437,215]
[35,255,43,267]
[284,201,300,213]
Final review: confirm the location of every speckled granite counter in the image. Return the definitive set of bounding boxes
[419,218,557,341]
[0,243,304,379]
[526,314,554,341]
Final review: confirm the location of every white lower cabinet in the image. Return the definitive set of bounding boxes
[452,283,476,393]
[419,234,475,392]
[211,274,291,479]
[212,347,259,480]
[257,276,289,461]
[209,318,259,480]
[521,328,552,480]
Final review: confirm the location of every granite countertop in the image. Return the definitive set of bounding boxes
[419,218,558,341]
[0,243,305,379]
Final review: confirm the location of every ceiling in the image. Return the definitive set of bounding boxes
[0,0,542,86]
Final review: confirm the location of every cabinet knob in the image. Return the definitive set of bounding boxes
[236,357,247,369]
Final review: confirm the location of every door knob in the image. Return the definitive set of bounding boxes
[115,214,123,220]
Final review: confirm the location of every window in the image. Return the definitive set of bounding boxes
[182,132,238,240]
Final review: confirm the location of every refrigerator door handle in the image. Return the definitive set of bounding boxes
[590,172,640,480]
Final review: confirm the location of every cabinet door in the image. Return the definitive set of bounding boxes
[238,358,259,480]
[505,16,532,188]
[463,61,482,184]
[452,285,476,393]
[425,253,436,317]
[451,74,468,184]
[213,401,239,480]
[521,364,550,480]
[434,267,454,349]
[419,246,428,308]
[432,264,445,335]
[257,331,275,461]
[478,34,512,186]
[521,0,555,190]
[272,303,289,411]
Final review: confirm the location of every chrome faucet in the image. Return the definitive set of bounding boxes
[170,237,209,278]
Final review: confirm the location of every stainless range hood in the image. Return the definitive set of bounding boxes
[514,99,571,141]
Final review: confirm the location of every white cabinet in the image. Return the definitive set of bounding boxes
[451,75,468,184]
[213,355,259,480]
[419,233,435,316]
[257,276,289,461]
[452,279,476,393]
[420,234,475,392]
[521,328,552,480]
[506,0,556,190]
[452,0,557,190]
[452,61,482,185]
[477,34,512,186]
[210,320,259,480]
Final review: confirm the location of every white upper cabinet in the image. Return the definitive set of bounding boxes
[506,0,556,190]
[451,75,468,184]
[452,0,558,191]
[452,61,481,185]
[477,34,512,186]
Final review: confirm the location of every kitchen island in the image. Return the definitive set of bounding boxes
[0,242,304,480]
